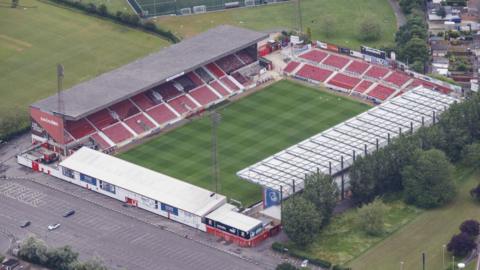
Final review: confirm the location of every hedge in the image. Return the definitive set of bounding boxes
[333,265,352,270]
[271,242,332,269]
[45,0,179,43]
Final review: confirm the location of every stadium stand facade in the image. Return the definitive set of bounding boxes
[237,87,459,200]
[29,26,267,154]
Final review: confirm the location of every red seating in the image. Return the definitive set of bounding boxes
[236,50,256,65]
[146,104,178,125]
[109,100,139,120]
[346,61,370,74]
[102,123,133,144]
[368,84,396,100]
[156,82,182,101]
[284,61,300,73]
[327,73,361,90]
[215,55,245,74]
[365,66,390,79]
[124,113,155,134]
[206,63,225,78]
[187,72,204,86]
[167,95,199,114]
[90,133,112,150]
[210,81,230,96]
[408,79,452,94]
[323,55,350,69]
[131,93,156,111]
[232,72,248,85]
[299,50,328,63]
[220,76,240,91]
[296,64,333,82]
[65,119,96,140]
[189,86,220,106]
[86,109,117,130]
[353,80,374,93]
[385,72,411,87]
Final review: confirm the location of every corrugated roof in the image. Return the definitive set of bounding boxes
[32,25,267,119]
[237,87,459,197]
[60,147,226,217]
[206,203,262,232]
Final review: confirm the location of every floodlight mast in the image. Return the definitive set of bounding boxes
[57,64,66,155]
[211,111,222,195]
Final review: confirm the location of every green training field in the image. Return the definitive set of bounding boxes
[348,168,480,270]
[0,0,167,126]
[120,80,370,206]
[153,0,396,49]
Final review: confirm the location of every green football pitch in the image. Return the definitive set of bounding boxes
[120,80,370,206]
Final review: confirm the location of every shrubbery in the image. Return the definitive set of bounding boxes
[18,236,107,270]
[460,220,480,237]
[356,198,386,236]
[447,232,477,257]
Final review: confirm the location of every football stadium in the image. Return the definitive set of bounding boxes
[128,0,289,17]
[18,25,462,247]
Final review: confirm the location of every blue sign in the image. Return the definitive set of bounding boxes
[161,203,178,216]
[80,174,97,186]
[263,188,281,208]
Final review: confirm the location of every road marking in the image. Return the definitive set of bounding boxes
[0,182,46,207]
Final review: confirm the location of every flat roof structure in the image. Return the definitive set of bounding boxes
[237,87,459,197]
[32,25,267,120]
[205,204,262,232]
[60,147,226,217]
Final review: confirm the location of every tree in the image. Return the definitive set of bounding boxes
[470,184,480,201]
[71,257,108,270]
[356,198,387,236]
[303,172,339,225]
[98,4,108,16]
[276,262,298,270]
[462,143,480,169]
[283,196,321,246]
[460,220,480,237]
[305,27,312,43]
[349,154,378,204]
[402,149,456,208]
[18,236,48,265]
[46,246,79,270]
[359,19,381,41]
[437,6,447,18]
[447,232,477,257]
[320,15,336,38]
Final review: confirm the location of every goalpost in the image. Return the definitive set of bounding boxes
[193,5,207,14]
[245,0,256,7]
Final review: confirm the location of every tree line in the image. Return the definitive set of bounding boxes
[18,235,108,270]
[46,0,179,43]
[396,0,429,72]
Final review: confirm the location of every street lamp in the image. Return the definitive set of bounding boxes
[400,261,404,270]
[442,244,446,269]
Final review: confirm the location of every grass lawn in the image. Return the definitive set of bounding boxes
[348,168,480,270]
[0,0,167,123]
[286,200,421,265]
[120,80,370,206]
[152,0,396,49]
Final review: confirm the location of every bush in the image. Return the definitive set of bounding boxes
[447,232,477,257]
[272,242,287,253]
[462,143,480,169]
[356,198,386,236]
[18,236,49,265]
[470,184,480,201]
[359,18,382,41]
[460,220,480,237]
[276,262,298,270]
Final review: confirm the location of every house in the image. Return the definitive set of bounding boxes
[1,259,19,270]
[431,40,450,57]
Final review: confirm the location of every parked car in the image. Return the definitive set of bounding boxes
[47,223,60,231]
[63,210,75,218]
[20,221,31,228]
